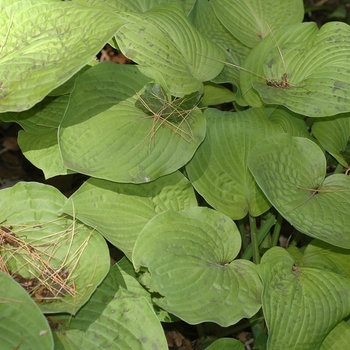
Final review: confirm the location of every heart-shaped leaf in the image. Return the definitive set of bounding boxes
[115,2,225,96]
[133,207,262,326]
[0,0,126,112]
[248,133,350,248]
[52,264,168,350]
[259,247,350,350]
[206,338,244,350]
[186,108,282,219]
[59,63,206,183]
[0,271,53,350]
[61,172,197,258]
[241,22,350,117]
[0,182,110,314]
[210,0,304,48]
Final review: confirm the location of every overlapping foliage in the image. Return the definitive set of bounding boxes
[1,0,350,349]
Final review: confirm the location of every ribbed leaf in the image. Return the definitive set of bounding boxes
[242,22,350,117]
[61,172,197,258]
[52,264,167,350]
[0,272,53,350]
[259,247,350,350]
[240,22,318,107]
[321,321,350,350]
[248,134,350,248]
[59,63,206,183]
[0,182,109,314]
[0,0,125,112]
[133,207,262,326]
[115,3,225,96]
[312,113,350,167]
[189,0,250,86]
[186,108,282,219]
[210,0,304,48]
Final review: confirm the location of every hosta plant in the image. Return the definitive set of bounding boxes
[1,0,350,349]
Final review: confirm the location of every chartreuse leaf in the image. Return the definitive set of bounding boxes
[321,321,350,350]
[59,62,206,183]
[206,338,244,350]
[266,106,311,139]
[239,22,318,108]
[248,133,350,248]
[0,182,109,314]
[0,0,126,112]
[114,258,177,322]
[312,113,350,167]
[52,264,167,350]
[242,22,350,117]
[259,247,350,350]
[61,172,197,258]
[12,95,73,178]
[115,2,225,96]
[189,0,250,87]
[133,207,262,326]
[210,0,304,48]
[305,240,350,278]
[186,108,282,220]
[0,272,53,350]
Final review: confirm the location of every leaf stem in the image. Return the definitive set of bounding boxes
[237,218,248,251]
[271,213,283,247]
[249,215,260,264]
[241,213,276,261]
[334,163,344,174]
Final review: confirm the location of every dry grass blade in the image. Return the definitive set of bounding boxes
[0,215,93,303]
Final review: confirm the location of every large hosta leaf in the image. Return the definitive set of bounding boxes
[312,113,350,167]
[186,108,282,220]
[61,172,197,258]
[0,182,110,314]
[242,22,350,117]
[52,264,167,350]
[248,134,350,248]
[189,0,250,87]
[0,0,126,112]
[59,63,206,183]
[133,207,262,326]
[0,272,53,350]
[321,321,350,350]
[115,2,225,96]
[259,247,350,350]
[210,0,304,48]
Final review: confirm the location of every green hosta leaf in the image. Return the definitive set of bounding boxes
[0,0,126,112]
[259,247,350,350]
[59,62,206,183]
[312,113,350,167]
[115,3,225,96]
[240,22,318,108]
[0,272,53,350]
[321,321,350,350]
[115,257,177,322]
[0,182,110,314]
[133,207,262,326]
[12,95,73,178]
[186,108,282,220]
[52,264,167,350]
[210,0,304,48]
[248,134,350,248]
[206,338,244,350]
[189,0,250,87]
[242,22,350,116]
[201,83,235,106]
[266,106,311,139]
[61,172,197,258]
[306,240,350,278]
